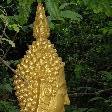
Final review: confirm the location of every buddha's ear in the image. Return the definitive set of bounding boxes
[55,93,65,112]
[33,3,50,39]
[64,93,70,105]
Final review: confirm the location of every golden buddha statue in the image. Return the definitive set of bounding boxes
[13,3,70,112]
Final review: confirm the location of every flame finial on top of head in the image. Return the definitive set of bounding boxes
[33,3,50,39]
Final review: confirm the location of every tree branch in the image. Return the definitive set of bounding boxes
[0,57,28,85]
[0,57,16,74]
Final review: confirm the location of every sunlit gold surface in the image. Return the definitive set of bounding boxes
[13,3,70,112]
[33,3,50,39]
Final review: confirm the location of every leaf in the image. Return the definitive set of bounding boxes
[82,0,89,5]
[101,71,112,81]
[88,97,105,102]
[47,16,55,29]
[59,2,76,10]
[10,0,35,25]
[8,24,21,33]
[75,108,88,112]
[87,108,98,112]
[82,0,112,16]
[1,38,15,47]
[108,28,112,35]
[108,21,112,26]
[100,27,109,34]
[0,14,8,25]
[104,5,112,16]
[45,0,62,20]
[5,83,13,93]
[0,83,13,93]
[7,0,12,4]
[9,60,20,66]
[74,64,82,79]
[0,101,19,112]
[60,10,82,21]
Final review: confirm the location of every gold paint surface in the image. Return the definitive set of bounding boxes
[13,3,70,112]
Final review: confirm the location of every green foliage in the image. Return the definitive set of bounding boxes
[46,0,61,20]
[8,24,21,33]
[77,0,112,16]
[0,14,8,25]
[60,10,82,21]
[15,0,35,25]
[0,101,19,112]
[7,0,13,4]
[46,0,82,28]
[100,21,112,35]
